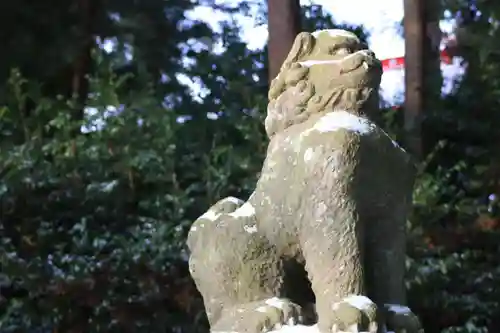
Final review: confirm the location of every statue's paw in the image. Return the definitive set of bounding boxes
[212,297,304,333]
[326,295,378,333]
[384,304,423,333]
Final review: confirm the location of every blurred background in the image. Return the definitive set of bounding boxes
[0,0,499,332]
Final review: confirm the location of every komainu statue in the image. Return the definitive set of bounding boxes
[187,29,422,333]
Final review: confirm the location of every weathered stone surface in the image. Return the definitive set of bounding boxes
[187,29,422,333]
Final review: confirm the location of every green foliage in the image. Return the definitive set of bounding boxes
[1,71,197,332]
[400,2,500,331]
[405,155,500,333]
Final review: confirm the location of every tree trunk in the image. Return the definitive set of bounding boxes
[71,0,97,121]
[267,0,301,82]
[403,0,442,160]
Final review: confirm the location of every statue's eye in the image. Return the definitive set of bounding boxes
[336,48,351,55]
[329,46,351,55]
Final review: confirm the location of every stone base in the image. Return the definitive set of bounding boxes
[268,324,318,333]
[269,324,397,333]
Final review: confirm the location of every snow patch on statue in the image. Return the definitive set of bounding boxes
[312,29,360,39]
[338,295,376,311]
[229,202,256,218]
[244,224,258,234]
[385,304,412,315]
[314,111,376,134]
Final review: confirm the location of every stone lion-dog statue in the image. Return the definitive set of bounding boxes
[187,29,422,333]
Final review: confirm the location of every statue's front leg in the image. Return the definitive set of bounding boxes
[365,210,423,333]
[300,200,377,333]
[364,208,408,306]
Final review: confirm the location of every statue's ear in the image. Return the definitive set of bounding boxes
[280,32,315,71]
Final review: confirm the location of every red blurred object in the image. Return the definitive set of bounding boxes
[381,49,453,71]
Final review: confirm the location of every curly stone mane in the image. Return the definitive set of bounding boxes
[265,30,383,138]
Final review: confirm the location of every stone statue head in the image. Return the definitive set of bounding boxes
[265,29,383,138]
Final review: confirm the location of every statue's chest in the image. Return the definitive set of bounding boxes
[264,134,304,175]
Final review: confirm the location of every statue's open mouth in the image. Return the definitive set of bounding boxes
[297,49,381,74]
